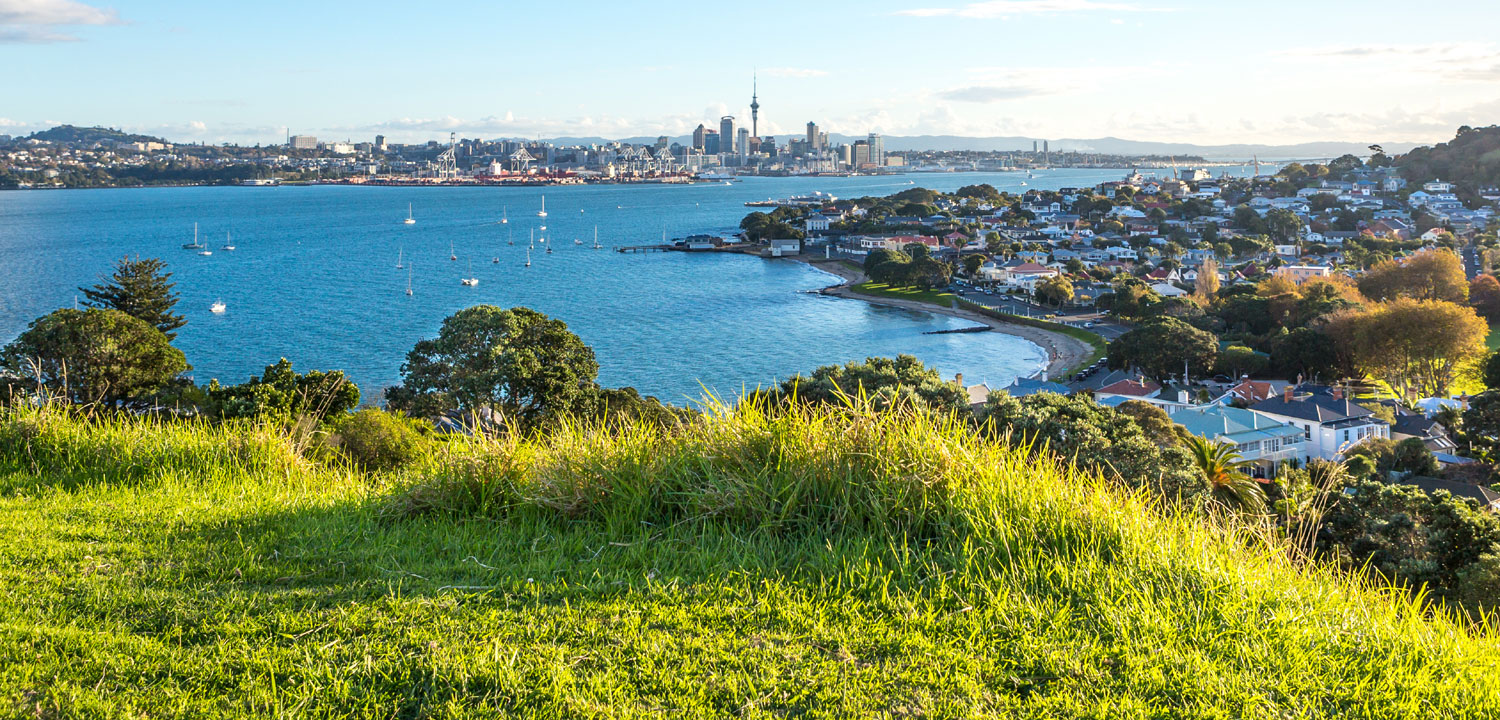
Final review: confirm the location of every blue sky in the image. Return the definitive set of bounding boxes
[4,0,1500,146]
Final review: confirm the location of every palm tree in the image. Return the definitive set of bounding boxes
[1181,435,1266,512]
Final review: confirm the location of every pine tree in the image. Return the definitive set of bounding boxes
[79,256,186,340]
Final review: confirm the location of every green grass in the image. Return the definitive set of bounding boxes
[1,404,1498,718]
[1487,321,1500,352]
[849,281,957,306]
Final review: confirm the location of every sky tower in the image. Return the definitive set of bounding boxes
[750,73,760,138]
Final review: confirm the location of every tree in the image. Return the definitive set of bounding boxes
[1470,274,1500,321]
[385,306,600,428]
[0,308,187,406]
[977,392,1204,499]
[1035,275,1074,307]
[206,358,360,424]
[864,247,911,285]
[1216,345,1268,380]
[775,355,965,413]
[79,256,186,340]
[1482,350,1500,390]
[1357,249,1468,304]
[1324,299,1488,400]
[1193,258,1220,304]
[1265,208,1304,243]
[962,254,985,277]
[1181,435,1266,512]
[1107,317,1219,382]
[1115,399,1182,447]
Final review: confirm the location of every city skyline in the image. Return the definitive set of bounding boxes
[4,0,1500,146]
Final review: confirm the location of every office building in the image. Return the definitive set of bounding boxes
[737,128,750,162]
[692,124,706,151]
[868,133,884,167]
[290,135,318,150]
[720,116,736,155]
[704,130,720,155]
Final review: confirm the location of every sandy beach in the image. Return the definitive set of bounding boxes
[791,257,1095,379]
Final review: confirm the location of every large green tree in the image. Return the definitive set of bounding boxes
[79,256,186,340]
[0,308,188,405]
[385,306,600,428]
[775,354,966,413]
[206,358,360,424]
[1107,317,1219,382]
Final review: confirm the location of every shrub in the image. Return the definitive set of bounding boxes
[335,409,426,473]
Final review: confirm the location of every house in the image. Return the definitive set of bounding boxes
[1151,282,1188,298]
[1390,413,1458,453]
[1248,386,1391,462]
[1003,376,1071,397]
[1169,405,1306,477]
[1095,378,1159,401]
[804,214,834,234]
[1221,379,1276,405]
[1420,228,1452,243]
[1275,265,1331,285]
[858,235,939,252]
[998,261,1061,290]
[769,238,802,257]
[1145,267,1180,283]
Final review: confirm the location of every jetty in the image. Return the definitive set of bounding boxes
[616,244,671,253]
[923,326,992,335]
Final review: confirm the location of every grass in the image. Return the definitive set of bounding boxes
[1,403,1499,717]
[849,281,957,306]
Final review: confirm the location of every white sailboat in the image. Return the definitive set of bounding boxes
[592,226,602,249]
[525,247,531,267]
[500,207,508,224]
[449,240,457,261]
[537,195,547,218]
[529,228,535,250]
[461,259,478,286]
[507,226,514,246]
[405,265,413,296]
[404,203,416,225]
[574,236,583,245]
[396,248,404,269]
[210,299,226,314]
[221,231,236,251]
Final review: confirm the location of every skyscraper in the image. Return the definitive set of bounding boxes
[692,124,706,151]
[737,128,749,163]
[806,121,819,150]
[868,133,884,167]
[720,116,736,155]
[750,74,760,139]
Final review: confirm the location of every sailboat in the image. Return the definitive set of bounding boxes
[574,236,583,245]
[182,223,205,250]
[210,299,226,314]
[221,232,236,251]
[396,248,404,269]
[525,247,532,267]
[461,259,479,286]
[404,203,416,225]
[546,244,553,254]
[537,195,547,218]
[500,207,508,225]
[405,265,413,296]
[529,228,535,250]
[449,240,457,261]
[592,226,602,249]
[507,226,514,246]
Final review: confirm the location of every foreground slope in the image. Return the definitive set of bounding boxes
[0,405,1497,718]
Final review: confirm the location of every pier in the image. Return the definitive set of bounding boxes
[616,244,672,253]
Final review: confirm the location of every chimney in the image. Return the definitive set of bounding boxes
[1178,390,1190,404]
[955,372,963,387]
[1284,385,1294,403]
[1332,387,1343,401]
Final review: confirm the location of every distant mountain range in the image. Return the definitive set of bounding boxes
[525,133,1420,161]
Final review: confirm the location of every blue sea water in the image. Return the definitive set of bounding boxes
[0,168,1254,403]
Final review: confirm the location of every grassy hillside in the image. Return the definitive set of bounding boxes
[1,404,1498,718]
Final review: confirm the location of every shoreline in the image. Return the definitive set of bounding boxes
[787,256,1094,380]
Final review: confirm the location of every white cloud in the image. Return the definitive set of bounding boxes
[937,84,1052,102]
[760,67,828,78]
[1279,42,1500,80]
[897,0,1156,18]
[0,0,122,43]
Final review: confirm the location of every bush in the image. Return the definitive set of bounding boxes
[334,409,427,472]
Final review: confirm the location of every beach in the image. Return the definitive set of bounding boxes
[792,257,1095,380]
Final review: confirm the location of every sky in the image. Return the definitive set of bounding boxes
[3,0,1499,147]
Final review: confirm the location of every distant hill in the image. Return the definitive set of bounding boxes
[27,125,169,146]
[1396,125,1500,190]
[503,132,1422,161]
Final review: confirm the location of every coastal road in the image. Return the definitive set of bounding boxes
[957,291,1131,340]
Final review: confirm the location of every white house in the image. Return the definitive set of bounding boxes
[1170,405,1306,477]
[1249,387,1390,462]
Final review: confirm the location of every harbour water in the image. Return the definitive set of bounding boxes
[0,168,1256,403]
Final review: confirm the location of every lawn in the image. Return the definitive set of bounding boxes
[848,281,957,306]
[0,405,1497,717]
